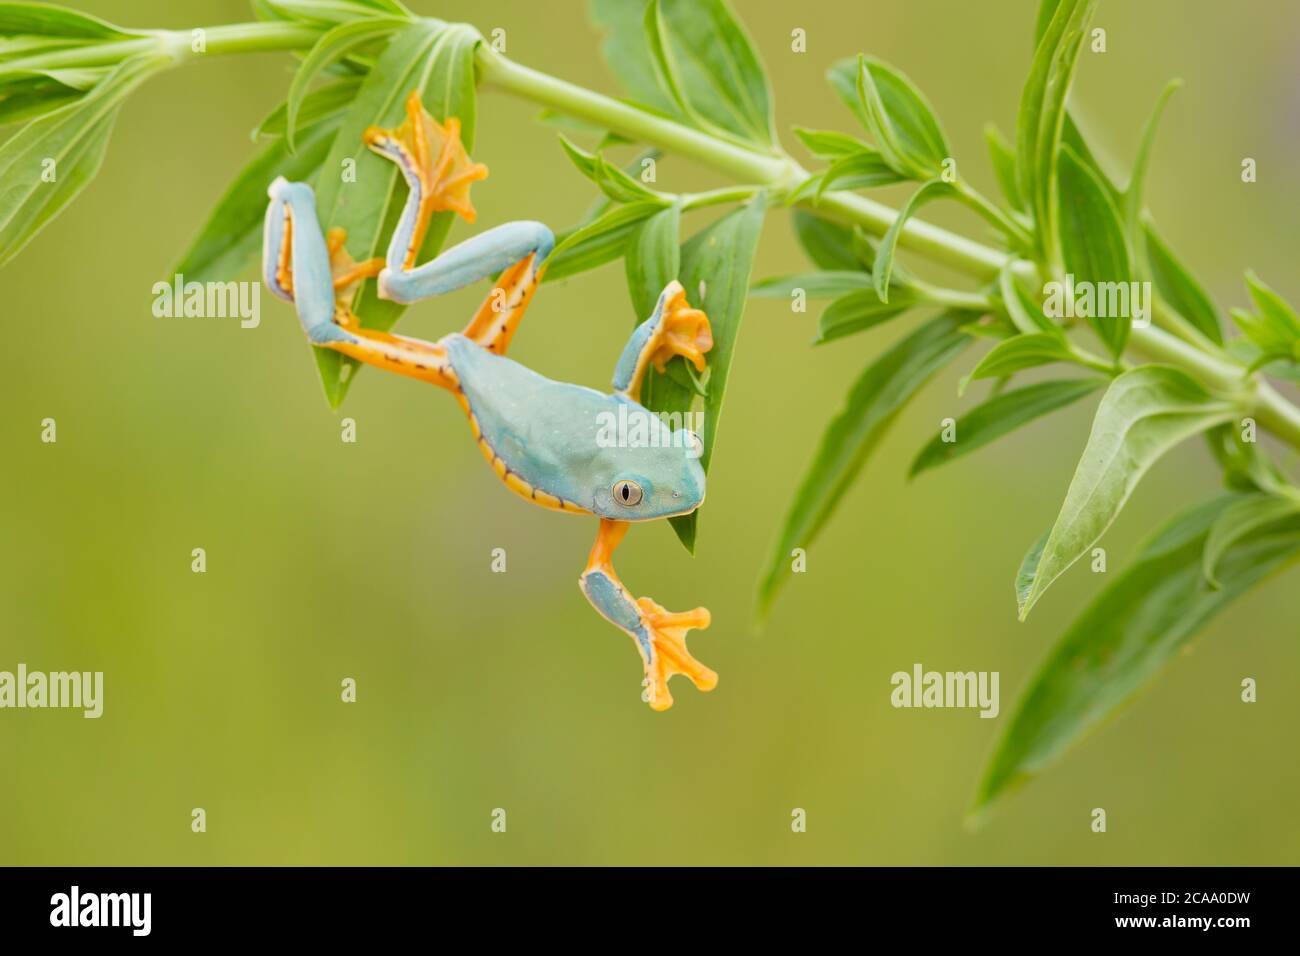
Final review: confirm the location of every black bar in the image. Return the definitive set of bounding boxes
[0,867,1289,941]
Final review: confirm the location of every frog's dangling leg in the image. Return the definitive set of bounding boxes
[263,176,457,390]
[579,518,717,711]
[612,280,714,402]
[364,91,553,356]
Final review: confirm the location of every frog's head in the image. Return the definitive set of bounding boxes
[591,427,706,521]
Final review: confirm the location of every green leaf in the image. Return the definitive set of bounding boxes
[1204,421,1290,494]
[625,204,697,493]
[588,0,682,116]
[985,123,1024,212]
[816,287,917,344]
[644,0,774,147]
[558,135,666,205]
[961,333,1078,392]
[750,271,872,299]
[827,55,948,179]
[1202,493,1300,588]
[1033,0,1063,46]
[0,66,109,91]
[0,1,138,38]
[910,378,1104,478]
[261,0,399,25]
[668,195,765,550]
[1061,111,1121,202]
[999,263,1060,337]
[792,127,868,160]
[1240,271,1300,356]
[254,77,360,140]
[974,496,1300,816]
[625,203,681,319]
[0,76,82,126]
[1017,0,1099,266]
[285,15,407,152]
[792,209,867,272]
[757,312,973,614]
[810,148,905,199]
[0,53,167,267]
[545,200,661,282]
[309,20,481,407]
[1142,220,1221,345]
[874,178,955,301]
[1016,366,1239,620]
[1122,79,1180,236]
[175,119,340,283]
[1057,144,1133,357]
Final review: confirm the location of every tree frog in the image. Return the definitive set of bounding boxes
[262,92,717,711]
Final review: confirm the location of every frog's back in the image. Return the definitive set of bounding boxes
[445,333,613,514]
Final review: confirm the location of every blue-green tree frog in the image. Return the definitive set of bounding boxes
[262,92,717,711]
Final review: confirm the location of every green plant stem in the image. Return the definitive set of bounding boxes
[474,45,1300,450]
[0,23,320,74]
[20,17,1300,449]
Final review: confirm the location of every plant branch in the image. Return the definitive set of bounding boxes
[17,16,1298,451]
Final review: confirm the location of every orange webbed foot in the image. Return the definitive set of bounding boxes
[363,90,488,233]
[649,282,714,375]
[635,596,716,712]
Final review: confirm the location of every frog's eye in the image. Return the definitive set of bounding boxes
[684,431,703,459]
[612,479,643,506]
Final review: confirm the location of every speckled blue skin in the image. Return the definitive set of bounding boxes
[445,332,705,520]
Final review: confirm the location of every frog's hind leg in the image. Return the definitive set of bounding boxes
[263,176,458,390]
[364,91,553,355]
[612,280,713,402]
[579,518,716,712]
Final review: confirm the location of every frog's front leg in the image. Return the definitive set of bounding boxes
[613,280,714,403]
[579,519,716,711]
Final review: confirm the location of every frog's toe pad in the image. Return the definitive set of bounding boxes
[651,283,713,374]
[636,597,716,711]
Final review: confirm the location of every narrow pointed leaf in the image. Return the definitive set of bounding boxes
[816,287,917,344]
[1057,144,1133,357]
[910,378,1104,478]
[985,123,1024,212]
[1123,79,1180,235]
[285,15,407,152]
[1017,0,1098,265]
[1203,493,1300,587]
[1142,221,1221,345]
[0,53,167,267]
[644,0,774,146]
[827,55,948,179]
[758,313,973,614]
[669,195,765,550]
[999,263,1061,337]
[1016,366,1239,619]
[792,209,866,271]
[792,127,868,161]
[545,200,661,282]
[0,1,140,38]
[874,178,955,301]
[975,497,1300,816]
[751,271,872,299]
[961,333,1078,392]
[588,0,683,116]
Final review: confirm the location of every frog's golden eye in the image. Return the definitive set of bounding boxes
[613,479,643,506]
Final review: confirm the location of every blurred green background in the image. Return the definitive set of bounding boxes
[3,0,1299,865]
